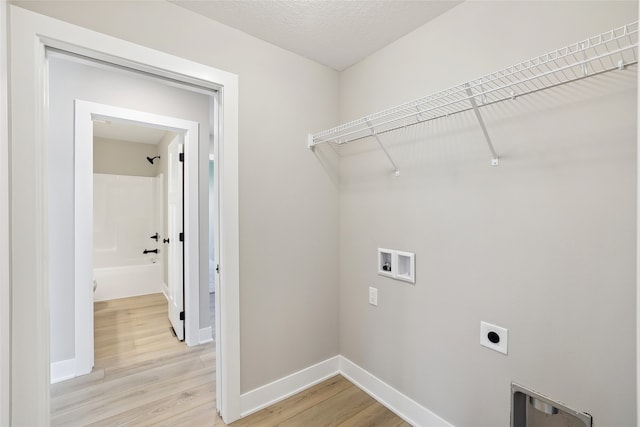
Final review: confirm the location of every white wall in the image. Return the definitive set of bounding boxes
[16,1,340,393]
[338,2,637,426]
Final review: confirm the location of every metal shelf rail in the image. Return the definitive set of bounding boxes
[308,21,639,176]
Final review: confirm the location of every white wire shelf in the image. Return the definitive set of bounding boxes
[308,21,638,173]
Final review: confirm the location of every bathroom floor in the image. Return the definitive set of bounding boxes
[50,293,220,426]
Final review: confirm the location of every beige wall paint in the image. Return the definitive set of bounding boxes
[13,1,635,425]
[338,2,637,426]
[93,137,160,177]
[15,0,340,393]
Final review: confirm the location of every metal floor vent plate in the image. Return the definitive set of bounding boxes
[511,383,592,427]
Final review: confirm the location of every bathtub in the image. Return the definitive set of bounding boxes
[93,173,165,302]
[93,259,163,302]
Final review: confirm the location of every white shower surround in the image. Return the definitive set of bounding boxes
[93,173,164,301]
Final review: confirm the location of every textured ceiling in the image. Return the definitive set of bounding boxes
[171,1,462,71]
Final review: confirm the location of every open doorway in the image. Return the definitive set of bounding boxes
[44,50,224,423]
[71,99,203,379]
[91,120,184,340]
[9,9,240,423]
[92,121,174,305]
[48,104,220,424]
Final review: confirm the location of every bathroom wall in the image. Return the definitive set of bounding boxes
[93,137,159,177]
[94,134,169,295]
[338,2,637,426]
[18,1,341,393]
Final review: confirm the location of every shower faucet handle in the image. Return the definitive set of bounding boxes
[150,232,159,241]
[163,238,170,244]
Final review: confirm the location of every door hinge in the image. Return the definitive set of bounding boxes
[179,311,185,321]
[179,232,184,242]
[216,264,220,273]
[179,152,184,162]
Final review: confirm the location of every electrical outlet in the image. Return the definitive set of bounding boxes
[368,286,378,306]
[480,321,508,355]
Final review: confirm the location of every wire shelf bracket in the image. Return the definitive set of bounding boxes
[464,83,500,166]
[366,120,400,176]
[308,21,639,174]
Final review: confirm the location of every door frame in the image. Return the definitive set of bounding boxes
[8,6,240,425]
[0,2,10,426]
[637,4,640,423]
[74,100,201,375]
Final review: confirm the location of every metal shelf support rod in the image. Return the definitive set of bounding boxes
[464,83,499,166]
[367,121,400,176]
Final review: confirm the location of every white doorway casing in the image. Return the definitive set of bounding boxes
[166,133,185,341]
[0,2,10,427]
[637,5,640,424]
[8,6,240,425]
[74,101,202,375]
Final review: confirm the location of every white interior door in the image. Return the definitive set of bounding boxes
[167,134,184,340]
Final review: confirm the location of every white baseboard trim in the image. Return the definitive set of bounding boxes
[239,356,341,418]
[339,356,454,427]
[50,358,76,384]
[237,354,453,426]
[199,326,213,344]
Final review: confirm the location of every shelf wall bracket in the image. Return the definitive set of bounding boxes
[618,59,625,70]
[464,83,500,166]
[415,106,426,123]
[366,120,400,176]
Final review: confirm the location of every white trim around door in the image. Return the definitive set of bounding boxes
[74,100,202,376]
[637,3,640,422]
[0,2,11,426]
[8,6,240,425]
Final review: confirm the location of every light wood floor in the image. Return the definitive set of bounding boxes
[51,293,219,426]
[231,376,410,427]
[51,293,408,426]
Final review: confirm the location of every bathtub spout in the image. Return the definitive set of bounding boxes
[143,249,159,254]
